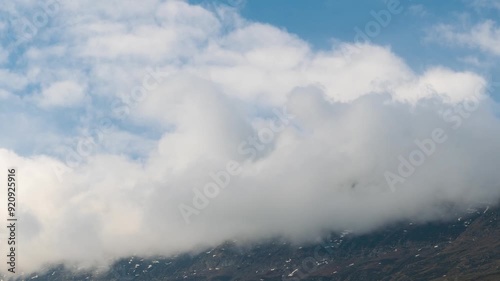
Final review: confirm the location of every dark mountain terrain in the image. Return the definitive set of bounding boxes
[10,206,500,281]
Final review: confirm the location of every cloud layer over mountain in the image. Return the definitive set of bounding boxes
[0,0,500,274]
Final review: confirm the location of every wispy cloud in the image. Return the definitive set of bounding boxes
[428,20,500,56]
[471,0,500,11]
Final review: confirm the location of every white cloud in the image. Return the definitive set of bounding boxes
[430,20,500,56]
[471,0,500,10]
[36,80,86,108]
[73,1,220,61]
[0,69,29,91]
[459,56,484,67]
[0,89,12,99]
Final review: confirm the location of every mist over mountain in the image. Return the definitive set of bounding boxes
[7,206,500,280]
